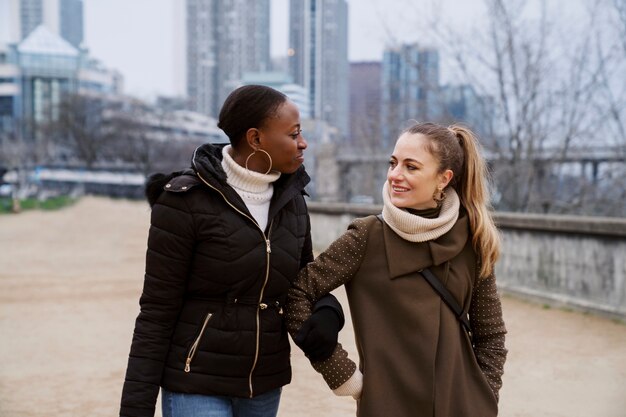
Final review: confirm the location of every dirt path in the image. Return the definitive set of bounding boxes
[0,197,624,416]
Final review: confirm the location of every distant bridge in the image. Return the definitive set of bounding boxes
[311,143,625,203]
[1,167,145,199]
[334,145,626,164]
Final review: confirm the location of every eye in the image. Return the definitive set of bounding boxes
[388,159,397,168]
[289,129,302,139]
[407,165,417,171]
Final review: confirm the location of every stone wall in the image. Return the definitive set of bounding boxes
[307,202,626,319]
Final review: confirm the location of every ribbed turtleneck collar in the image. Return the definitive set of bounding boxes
[221,145,280,195]
[406,205,441,219]
[381,182,460,242]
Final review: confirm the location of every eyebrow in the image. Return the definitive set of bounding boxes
[390,155,423,165]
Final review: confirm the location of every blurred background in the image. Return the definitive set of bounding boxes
[1,0,625,214]
[0,0,625,416]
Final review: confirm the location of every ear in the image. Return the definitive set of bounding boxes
[245,128,261,150]
[439,169,454,189]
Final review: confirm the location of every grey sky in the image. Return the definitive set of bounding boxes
[81,0,508,99]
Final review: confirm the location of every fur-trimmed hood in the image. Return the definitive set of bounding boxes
[144,143,228,207]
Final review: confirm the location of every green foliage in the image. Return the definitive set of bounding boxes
[0,196,77,214]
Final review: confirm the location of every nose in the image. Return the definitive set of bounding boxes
[388,164,402,182]
[297,134,307,150]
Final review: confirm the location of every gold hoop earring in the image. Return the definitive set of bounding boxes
[245,148,273,175]
[433,187,446,206]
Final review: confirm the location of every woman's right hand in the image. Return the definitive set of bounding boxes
[332,369,363,400]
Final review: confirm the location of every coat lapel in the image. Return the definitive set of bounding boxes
[382,212,470,280]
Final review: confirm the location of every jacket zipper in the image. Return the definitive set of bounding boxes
[184,311,213,373]
[194,170,274,398]
[248,224,273,398]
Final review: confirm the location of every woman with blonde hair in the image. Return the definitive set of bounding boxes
[286,122,508,416]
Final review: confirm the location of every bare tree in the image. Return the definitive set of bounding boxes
[0,123,31,211]
[427,0,625,215]
[50,94,116,168]
[105,106,205,175]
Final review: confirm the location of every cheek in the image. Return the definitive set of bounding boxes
[277,139,294,152]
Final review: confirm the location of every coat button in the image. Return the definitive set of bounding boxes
[181,186,188,190]
[165,184,171,188]
[259,303,268,310]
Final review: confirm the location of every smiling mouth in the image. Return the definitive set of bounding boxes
[391,184,410,192]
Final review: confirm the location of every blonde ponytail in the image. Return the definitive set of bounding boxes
[449,125,500,278]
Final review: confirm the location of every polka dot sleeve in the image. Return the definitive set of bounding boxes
[285,217,371,390]
[469,272,508,401]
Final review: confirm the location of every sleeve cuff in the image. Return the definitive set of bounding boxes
[332,369,363,399]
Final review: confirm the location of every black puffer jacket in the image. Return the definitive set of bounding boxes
[120,143,339,417]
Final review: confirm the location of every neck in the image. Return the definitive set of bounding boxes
[221,145,280,194]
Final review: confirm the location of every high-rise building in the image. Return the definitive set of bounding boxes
[288,0,349,139]
[20,0,43,39]
[1,0,83,46]
[59,0,83,47]
[186,0,271,117]
[186,0,218,117]
[381,44,440,146]
[349,62,381,147]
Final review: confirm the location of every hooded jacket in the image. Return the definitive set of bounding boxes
[120,143,338,417]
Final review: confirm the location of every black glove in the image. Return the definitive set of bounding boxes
[293,307,343,362]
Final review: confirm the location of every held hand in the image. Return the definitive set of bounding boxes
[293,307,342,362]
[332,369,363,400]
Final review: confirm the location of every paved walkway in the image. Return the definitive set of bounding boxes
[0,197,624,416]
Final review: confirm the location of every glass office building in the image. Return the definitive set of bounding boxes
[0,25,120,137]
[186,0,271,117]
[381,44,440,146]
[288,0,349,139]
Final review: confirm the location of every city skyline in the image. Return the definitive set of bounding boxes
[80,0,491,99]
[2,0,584,100]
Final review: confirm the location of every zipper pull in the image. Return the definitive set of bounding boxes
[266,239,271,253]
[184,358,191,373]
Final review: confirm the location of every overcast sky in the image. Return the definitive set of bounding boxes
[82,0,489,99]
[82,0,581,100]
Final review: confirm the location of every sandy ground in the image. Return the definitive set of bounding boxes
[0,196,625,417]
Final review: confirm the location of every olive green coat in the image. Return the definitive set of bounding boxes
[286,213,507,417]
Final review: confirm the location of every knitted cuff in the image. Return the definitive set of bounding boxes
[332,369,363,400]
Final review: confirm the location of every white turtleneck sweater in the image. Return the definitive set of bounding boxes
[221,145,281,231]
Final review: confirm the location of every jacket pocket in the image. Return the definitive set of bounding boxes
[184,311,213,373]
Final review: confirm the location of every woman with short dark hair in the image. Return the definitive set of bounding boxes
[120,85,344,417]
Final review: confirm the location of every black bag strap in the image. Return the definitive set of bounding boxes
[419,268,472,340]
[376,214,472,340]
